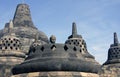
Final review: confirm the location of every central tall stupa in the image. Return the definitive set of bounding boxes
[0,3,48,54]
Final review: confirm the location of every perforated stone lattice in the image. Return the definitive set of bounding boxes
[0,37,21,51]
[29,44,83,54]
[108,47,120,60]
[65,39,87,53]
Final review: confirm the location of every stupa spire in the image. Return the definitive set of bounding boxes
[72,22,77,35]
[8,20,13,33]
[13,3,36,29]
[6,20,16,36]
[68,22,82,39]
[114,32,119,45]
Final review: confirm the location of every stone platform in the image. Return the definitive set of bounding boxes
[11,71,99,77]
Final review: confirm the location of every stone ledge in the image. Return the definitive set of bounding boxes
[11,71,99,77]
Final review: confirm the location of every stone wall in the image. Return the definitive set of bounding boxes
[99,64,120,77]
[0,57,24,77]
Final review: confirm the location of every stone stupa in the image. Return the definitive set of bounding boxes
[0,3,48,54]
[100,32,120,77]
[12,22,100,77]
[0,3,48,77]
[0,20,26,77]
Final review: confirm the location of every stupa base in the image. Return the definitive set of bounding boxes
[11,71,99,77]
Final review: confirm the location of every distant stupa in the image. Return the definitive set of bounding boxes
[13,3,36,28]
[104,32,120,65]
[0,3,48,54]
[100,32,120,77]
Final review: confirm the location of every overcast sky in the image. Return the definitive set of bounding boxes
[0,0,120,64]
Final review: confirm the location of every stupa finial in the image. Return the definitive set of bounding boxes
[72,22,77,35]
[114,32,119,45]
[8,20,13,33]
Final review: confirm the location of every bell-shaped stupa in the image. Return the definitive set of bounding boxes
[100,32,120,77]
[0,20,26,77]
[12,22,100,77]
[104,32,120,65]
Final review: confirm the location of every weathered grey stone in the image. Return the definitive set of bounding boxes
[11,72,99,77]
[50,35,56,44]
[0,3,48,77]
[0,3,49,54]
[103,32,120,65]
[100,32,120,77]
[13,4,36,29]
[12,23,100,75]
[65,22,95,59]
[0,64,13,77]
[99,64,120,77]
[0,20,26,77]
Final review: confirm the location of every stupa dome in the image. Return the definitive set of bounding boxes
[12,22,100,75]
[0,20,25,58]
[104,32,120,65]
